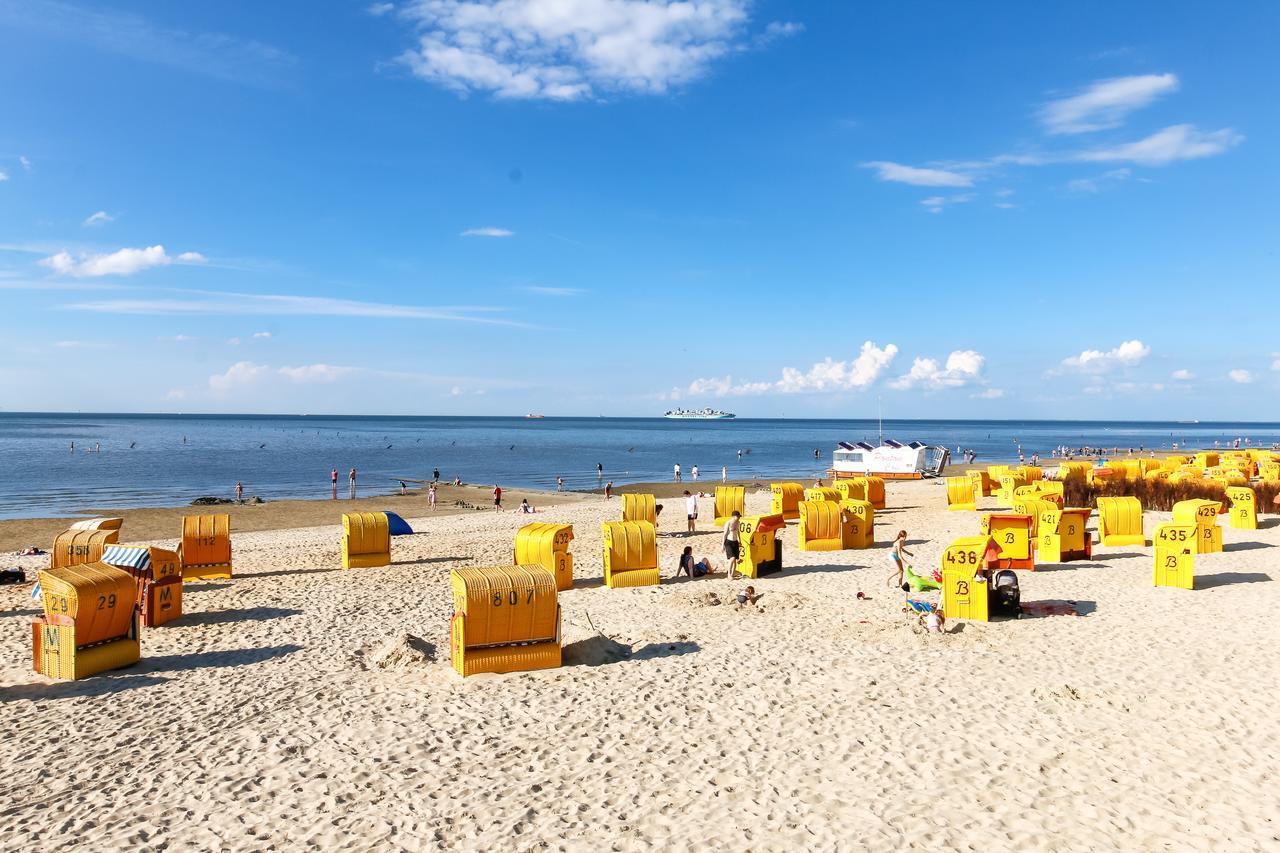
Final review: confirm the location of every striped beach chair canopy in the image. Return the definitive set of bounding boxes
[100,545,151,571]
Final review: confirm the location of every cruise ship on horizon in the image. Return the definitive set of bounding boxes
[663,407,735,420]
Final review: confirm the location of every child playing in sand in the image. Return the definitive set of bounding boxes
[518,498,534,514]
[925,608,945,633]
[886,530,914,588]
[736,586,760,606]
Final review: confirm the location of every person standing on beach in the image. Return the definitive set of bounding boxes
[674,463,682,482]
[428,483,437,510]
[724,510,742,581]
[685,490,697,534]
[557,476,564,492]
[604,480,613,499]
[432,467,440,483]
[331,468,338,492]
[691,464,699,481]
[493,485,502,511]
[349,468,357,498]
[236,481,244,503]
[721,466,727,482]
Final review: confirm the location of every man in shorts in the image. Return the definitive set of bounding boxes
[493,485,502,511]
[723,510,742,580]
[684,490,697,534]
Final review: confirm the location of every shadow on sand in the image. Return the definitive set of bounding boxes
[177,607,302,627]
[1196,572,1272,589]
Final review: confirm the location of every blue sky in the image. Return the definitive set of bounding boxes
[1,1,1277,418]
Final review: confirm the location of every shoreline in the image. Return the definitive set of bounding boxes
[0,448,1242,550]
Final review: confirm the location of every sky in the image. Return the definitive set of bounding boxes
[1,0,1277,419]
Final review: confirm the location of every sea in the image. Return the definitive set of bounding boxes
[2,413,1278,520]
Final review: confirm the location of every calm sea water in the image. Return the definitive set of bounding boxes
[1,413,1278,520]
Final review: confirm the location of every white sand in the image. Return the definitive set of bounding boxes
[2,481,1278,851]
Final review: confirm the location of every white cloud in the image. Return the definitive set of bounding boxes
[1067,167,1130,193]
[208,361,270,392]
[1040,73,1179,134]
[68,288,520,326]
[82,211,114,227]
[460,227,514,237]
[253,331,272,338]
[0,170,8,182]
[920,193,974,213]
[862,161,972,187]
[1077,124,1243,167]
[889,350,985,390]
[1171,369,1194,381]
[210,362,354,391]
[227,337,241,346]
[368,2,395,14]
[39,244,206,277]
[54,340,110,349]
[278,364,356,383]
[1228,369,1253,384]
[396,0,785,101]
[522,285,584,296]
[971,388,1005,399]
[679,341,899,398]
[19,156,31,170]
[1060,340,1150,373]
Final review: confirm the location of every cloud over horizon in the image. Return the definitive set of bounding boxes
[40,245,206,277]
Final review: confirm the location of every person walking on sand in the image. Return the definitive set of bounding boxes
[428,483,437,510]
[604,480,613,499]
[691,464,699,481]
[684,490,698,534]
[349,468,357,498]
[236,481,244,503]
[432,467,440,483]
[723,510,742,581]
[557,476,564,492]
[493,485,502,511]
[674,462,682,482]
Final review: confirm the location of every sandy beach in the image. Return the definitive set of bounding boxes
[2,478,1277,851]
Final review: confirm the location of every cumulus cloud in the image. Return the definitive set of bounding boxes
[1040,73,1179,134]
[460,227,514,237]
[889,350,985,390]
[1077,124,1243,167]
[208,361,270,392]
[209,361,358,391]
[395,0,791,101]
[278,364,356,383]
[1171,369,1194,381]
[861,161,972,187]
[82,211,114,227]
[1228,369,1253,384]
[1059,340,1150,373]
[39,244,206,277]
[678,341,899,398]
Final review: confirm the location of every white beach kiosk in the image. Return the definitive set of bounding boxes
[829,440,949,480]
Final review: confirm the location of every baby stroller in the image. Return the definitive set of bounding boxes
[990,570,1021,617]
